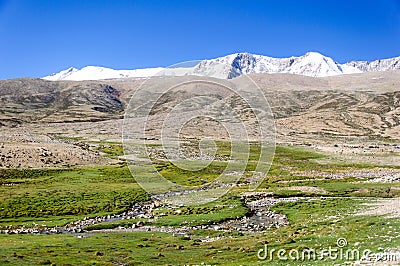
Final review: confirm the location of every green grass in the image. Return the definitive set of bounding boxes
[155,160,228,186]
[95,144,125,159]
[1,142,399,265]
[260,177,400,198]
[2,143,397,226]
[314,180,399,197]
[270,198,400,247]
[253,145,400,198]
[0,166,149,228]
[0,197,399,265]
[271,146,376,172]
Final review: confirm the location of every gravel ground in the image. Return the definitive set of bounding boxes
[356,198,400,218]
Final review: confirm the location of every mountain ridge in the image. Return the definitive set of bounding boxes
[43,52,400,81]
[3,71,400,142]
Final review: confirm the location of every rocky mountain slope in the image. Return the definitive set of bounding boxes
[0,78,128,124]
[1,71,399,170]
[2,71,400,141]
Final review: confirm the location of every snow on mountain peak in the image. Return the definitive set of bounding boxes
[45,67,78,80]
[303,51,325,58]
[44,65,165,81]
[191,51,357,78]
[290,51,345,76]
[345,56,400,72]
[42,52,400,81]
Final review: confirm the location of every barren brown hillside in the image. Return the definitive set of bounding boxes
[0,71,399,168]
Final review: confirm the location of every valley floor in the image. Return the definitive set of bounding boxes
[0,121,399,265]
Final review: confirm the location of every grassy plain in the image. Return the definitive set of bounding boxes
[0,144,399,265]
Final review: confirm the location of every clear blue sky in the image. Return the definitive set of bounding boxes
[0,0,399,79]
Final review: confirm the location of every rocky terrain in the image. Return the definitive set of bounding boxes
[0,78,139,124]
[0,125,116,168]
[1,71,399,168]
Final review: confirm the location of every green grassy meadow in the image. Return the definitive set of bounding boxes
[0,143,399,265]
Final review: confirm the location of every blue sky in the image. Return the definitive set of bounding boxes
[0,0,399,79]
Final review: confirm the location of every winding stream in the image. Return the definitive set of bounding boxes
[0,192,300,236]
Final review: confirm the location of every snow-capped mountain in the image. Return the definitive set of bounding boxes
[43,52,400,81]
[192,52,361,79]
[47,67,79,80]
[344,56,400,72]
[44,66,165,81]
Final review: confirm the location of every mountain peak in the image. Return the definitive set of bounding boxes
[66,67,78,72]
[304,51,324,57]
[43,52,400,81]
[45,67,78,80]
